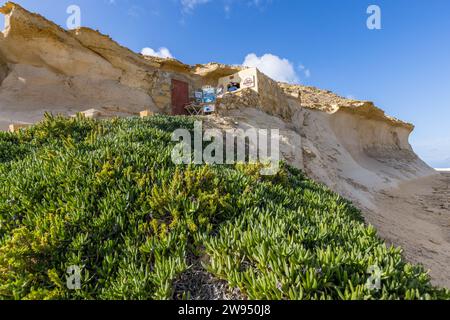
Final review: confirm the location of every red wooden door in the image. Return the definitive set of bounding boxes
[171,79,189,115]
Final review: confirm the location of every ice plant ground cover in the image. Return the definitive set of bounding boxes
[0,114,448,300]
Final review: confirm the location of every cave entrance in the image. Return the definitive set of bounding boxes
[216,67,258,97]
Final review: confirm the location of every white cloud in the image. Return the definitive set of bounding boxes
[298,64,311,79]
[180,0,271,15]
[247,0,271,7]
[243,53,300,83]
[181,0,211,13]
[224,4,231,17]
[141,47,174,59]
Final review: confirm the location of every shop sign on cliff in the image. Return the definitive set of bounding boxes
[242,76,256,89]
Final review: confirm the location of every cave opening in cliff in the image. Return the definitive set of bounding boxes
[216,68,258,97]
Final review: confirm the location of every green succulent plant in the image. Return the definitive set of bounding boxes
[0,114,448,300]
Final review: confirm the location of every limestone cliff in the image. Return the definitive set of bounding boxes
[0,2,435,192]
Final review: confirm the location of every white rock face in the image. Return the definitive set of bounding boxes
[0,2,160,128]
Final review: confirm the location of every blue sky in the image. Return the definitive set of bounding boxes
[1,0,450,167]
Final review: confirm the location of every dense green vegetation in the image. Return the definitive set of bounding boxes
[0,114,448,300]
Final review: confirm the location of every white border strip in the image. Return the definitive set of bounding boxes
[435,168,450,172]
